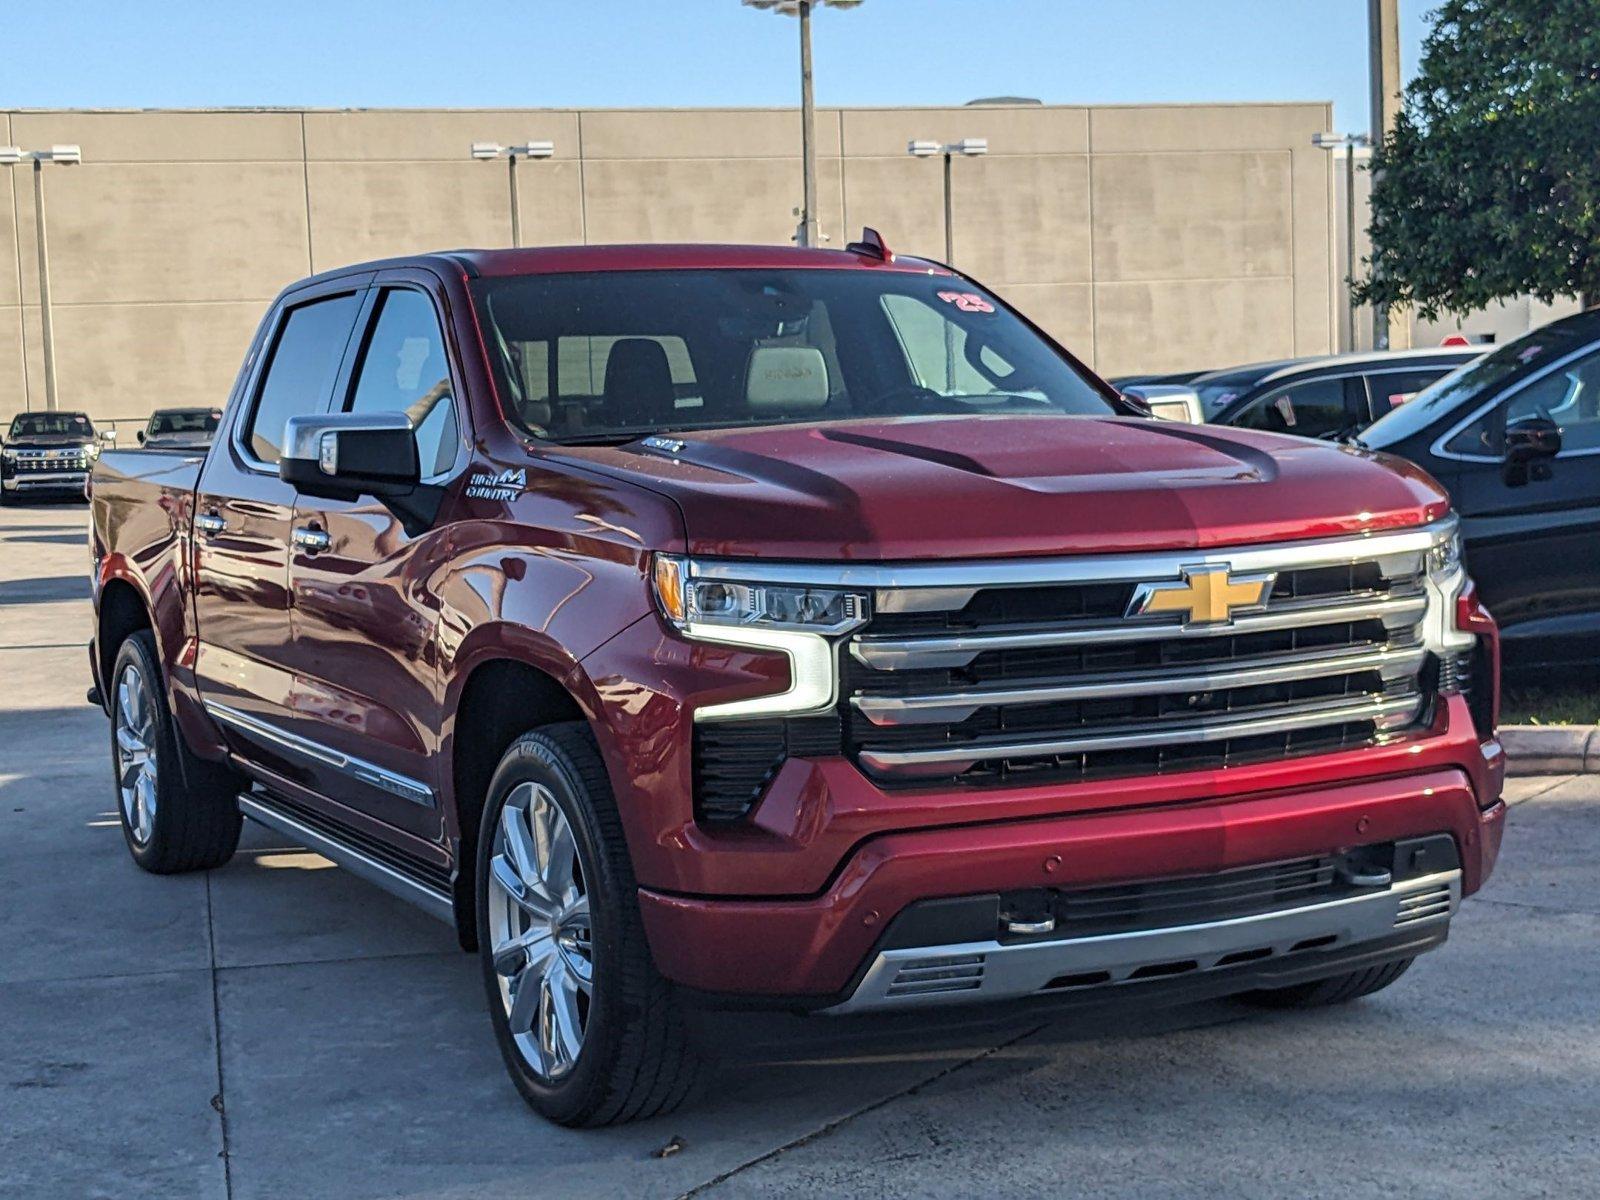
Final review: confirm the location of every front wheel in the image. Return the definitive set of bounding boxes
[109,630,242,873]
[475,724,701,1126]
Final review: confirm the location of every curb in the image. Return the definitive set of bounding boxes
[1500,725,1600,776]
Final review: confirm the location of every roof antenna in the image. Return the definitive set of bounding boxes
[846,227,894,263]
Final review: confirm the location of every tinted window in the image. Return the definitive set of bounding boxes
[346,289,459,477]
[148,410,221,436]
[1364,368,1453,419]
[245,293,361,464]
[1445,345,1600,457]
[472,269,1112,442]
[1231,377,1351,439]
[8,412,95,439]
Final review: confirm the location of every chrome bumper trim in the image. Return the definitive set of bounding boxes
[857,692,1425,778]
[852,643,1428,726]
[826,868,1461,1014]
[850,593,1427,671]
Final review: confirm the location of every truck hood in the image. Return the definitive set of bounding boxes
[555,415,1451,560]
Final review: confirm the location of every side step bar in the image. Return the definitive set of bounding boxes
[237,793,455,925]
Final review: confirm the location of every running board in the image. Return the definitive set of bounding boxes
[237,793,455,925]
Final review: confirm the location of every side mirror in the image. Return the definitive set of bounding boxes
[100,429,118,446]
[1503,415,1560,487]
[136,430,145,444]
[280,412,419,502]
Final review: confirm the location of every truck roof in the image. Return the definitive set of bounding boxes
[300,241,954,288]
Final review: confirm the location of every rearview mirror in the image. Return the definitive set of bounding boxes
[1503,415,1561,487]
[280,412,419,502]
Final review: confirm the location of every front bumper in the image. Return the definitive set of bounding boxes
[637,761,1504,1003]
[833,863,1458,1014]
[2,469,89,493]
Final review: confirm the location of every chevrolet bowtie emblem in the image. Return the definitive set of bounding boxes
[1127,565,1277,626]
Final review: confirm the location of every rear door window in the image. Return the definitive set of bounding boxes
[1363,368,1453,421]
[1230,376,1357,439]
[244,293,362,464]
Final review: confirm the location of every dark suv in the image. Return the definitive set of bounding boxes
[1361,310,1600,670]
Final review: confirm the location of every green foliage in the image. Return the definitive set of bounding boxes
[1354,0,1600,319]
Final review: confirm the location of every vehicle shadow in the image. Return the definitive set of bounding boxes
[0,575,92,605]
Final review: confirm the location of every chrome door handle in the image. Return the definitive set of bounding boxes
[292,526,331,553]
[195,512,226,536]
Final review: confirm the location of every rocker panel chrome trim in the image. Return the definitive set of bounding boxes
[204,702,436,808]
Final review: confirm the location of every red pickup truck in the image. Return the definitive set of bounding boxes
[88,237,1506,1127]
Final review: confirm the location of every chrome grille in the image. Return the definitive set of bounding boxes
[844,537,1437,787]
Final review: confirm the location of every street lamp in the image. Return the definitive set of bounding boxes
[1313,131,1372,350]
[744,0,863,248]
[0,145,81,412]
[470,140,555,249]
[907,137,988,265]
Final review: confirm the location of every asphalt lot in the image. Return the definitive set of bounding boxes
[2,498,1597,1199]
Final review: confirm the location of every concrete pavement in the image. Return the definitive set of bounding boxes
[2,499,1596,1199]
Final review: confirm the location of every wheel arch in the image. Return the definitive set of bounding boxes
[445,650,591,950]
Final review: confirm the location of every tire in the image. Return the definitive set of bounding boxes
[1245,957,1414,1009]
[475,723,702,1127]
[109,630,243,873]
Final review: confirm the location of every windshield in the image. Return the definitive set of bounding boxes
[148,410,221,436]
[470,269,1116,443]
[7,412,95,439]
[1362,329,1579,448]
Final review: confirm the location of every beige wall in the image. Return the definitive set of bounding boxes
[0,102,1337,425]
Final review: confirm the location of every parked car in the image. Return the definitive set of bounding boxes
[88,239,1504,1127]
[1196,348,1483,438]
[1,410,99,502]
[1360,309,1600,670]
[137,406,223,450]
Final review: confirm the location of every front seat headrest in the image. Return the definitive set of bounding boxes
[603,339,676,429]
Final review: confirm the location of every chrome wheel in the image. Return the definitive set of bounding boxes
[114,660,158,845]
[487,781,593,1080]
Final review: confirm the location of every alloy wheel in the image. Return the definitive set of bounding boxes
[114,660,159,845]
[487,781,594,1080]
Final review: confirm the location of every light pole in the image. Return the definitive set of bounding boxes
[743,0,862,248]
[1,144,82,412]
[907,138,989,265]
[1313,132,1372,351]
[471,140,555,248]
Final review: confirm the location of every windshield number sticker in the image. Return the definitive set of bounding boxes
[937,290,995,314]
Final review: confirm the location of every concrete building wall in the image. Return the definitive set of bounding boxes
[0,102,1337,426]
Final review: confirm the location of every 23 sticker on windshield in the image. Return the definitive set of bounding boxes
[937,291,996,314]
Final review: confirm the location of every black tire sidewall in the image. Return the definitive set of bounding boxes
[474,731,627,1125]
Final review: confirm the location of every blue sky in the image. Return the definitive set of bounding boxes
[7,0,1431,132]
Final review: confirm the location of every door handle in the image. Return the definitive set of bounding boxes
[292,526,331,554]
[195,512,226,537]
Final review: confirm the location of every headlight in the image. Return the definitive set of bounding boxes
[1421,516,1475,667]
[0,448,15,461]
[84,442,100,461]
[652,554,869,721]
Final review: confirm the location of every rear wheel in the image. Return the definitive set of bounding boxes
[1245,957,1414,1009]
[110,630,242,873]
[476,723,701,1126]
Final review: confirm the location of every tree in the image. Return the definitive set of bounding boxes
[1354,0,1600,318]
